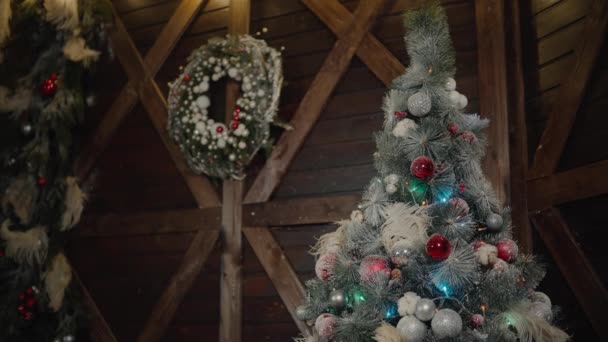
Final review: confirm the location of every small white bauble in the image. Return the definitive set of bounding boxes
[199,81,209,92]
[397,316,427,342]
[213,65,221,73]
[392,118,418,138]
[209,57,216,64]
[242,83,252,91]
[458,94,468,109]
[196,95,210,109]
[228,67,238,78]
[243,129,250,137]
[407,92,432,117]
[229,154,235,161]
[238,141,246,149]
[217,139,226,148]
[398,292,420,316]
[449,90,461,105]
[193,86,200,93]
[384,173,399,185]
[211,74,220,81]
[445,77,457,91]
[195,122,206,132]
[257,89,265,97]
[203,75,209,81]
[385,183,398,194]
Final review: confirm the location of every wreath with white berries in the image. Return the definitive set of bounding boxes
[167,35,283,179]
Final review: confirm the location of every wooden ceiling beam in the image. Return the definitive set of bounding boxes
[244,227,312,337]
[244,0,389,204]
[530,208,608,340]
[529,0,608,179]
[301,0,404,86]
[528,159,608,211]
[136,230,219,342]
[76,193,358,237]
[73,0,206,181]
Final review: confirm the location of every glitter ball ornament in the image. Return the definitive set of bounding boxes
[407,91,432,117]
[471,314,485,328]
[496,239,519,262]
[414,298,436,321]
[397,315,427,342]
[426,234,451,260]
[40,74,58,97]
[529,302,553,321]
[445,77,457,91]
[449,197,470,216]
[431,308,463,338]
[329,289,347,309]
[390,239,416,265]
[315,313,337,338]
[486,213,503,231]
[410,156,435,179]
[359,255,391,282]
[315,253,337,280]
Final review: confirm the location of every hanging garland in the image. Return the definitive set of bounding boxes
[0,0,111,341]
[167,35,283,179]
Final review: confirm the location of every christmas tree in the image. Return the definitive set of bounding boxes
[0,1,111,341]
[295,4,569,342]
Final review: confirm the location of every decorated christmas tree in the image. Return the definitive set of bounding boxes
[296,4,569,342]
[0,1,111,341]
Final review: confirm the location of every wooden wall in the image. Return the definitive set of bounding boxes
[522,0,608,340]
[69,0,479,340]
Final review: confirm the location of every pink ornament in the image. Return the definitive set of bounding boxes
[315,253,337,281]
[449,197,470,216]
[359,255,391,283]
[394,111,408,118]
[496,239,519,262]
[448,123,459,135]
[426,234,451,260]
[410,156,435,180]
[471,314,485,328]
[461,130,477,143]
[493,259,509,271]
[315,313,337,338]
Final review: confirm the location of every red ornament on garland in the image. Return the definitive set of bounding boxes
[410,156,435,179]
[37,177,46,186]
[216,126,224,133]
[447,123,459,135]
[471,314,485,328]
[183,74,191,82]
[235,106,241,114]
[459,182,465,194]
[426,233,451,260]
[231,122,239,130]
[496,239,519,262]
[40,74,58,97]
[359,255,391,283]
[394,111,408,118]
[17,287,38,321]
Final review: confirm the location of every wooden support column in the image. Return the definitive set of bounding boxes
[531,208,608,340]
[505,0,532,252]
[475,0,510,205]
[219,1,250,341]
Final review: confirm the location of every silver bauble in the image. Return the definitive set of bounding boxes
[431,309,463,338]
[529,302,553,321]
[445,77,457,91]
[384,173,399,185]
[414,298,436,321]
[390,239,416,266]
[295,305,311,320]
[486,213,504,231]
[397,315,427,342]
[22,124,33,135]
[407,91,432,117]
[329,289,347,309]
[63,336,75,342]
[458,94,468,109]
[531,291,552,307]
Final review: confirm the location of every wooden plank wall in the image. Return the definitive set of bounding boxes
[522,0,608,340]
[67,0,480,341]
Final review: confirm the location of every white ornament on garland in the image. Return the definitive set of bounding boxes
[398,292,420,316]
[167,35,283,179]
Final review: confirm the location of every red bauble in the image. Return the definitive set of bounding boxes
[235,107,241,114]
[37,177,46,186]
[449,197,470,216]
[23,312,33,321]
[359,255,391,282]
[40,78,57,97]
[394,111,408,118]
[17,305,25,313]
[471,314,485,328]
[410,156,435,179]
[496,239,519,262]
[448,123,459,135]
[25,288,33,296]
[183,74,191,82]
[233,115,240,121]
[216,126,224,133]
[231,122,239,130]
[426,234,451,260]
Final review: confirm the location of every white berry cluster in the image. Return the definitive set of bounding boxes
[167,35,283,179]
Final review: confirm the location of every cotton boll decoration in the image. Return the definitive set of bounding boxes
[398,292,420,316]
[392,118,418,138]
[407,91,432,117]
[475,243,498,266]
[384,174,400,185]
[381,203,430,252]
[373,321,401,342]
[431,308,463,338]
[397,315,427,342]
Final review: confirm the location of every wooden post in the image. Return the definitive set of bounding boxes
[474,0,510,205]
[219,1,250,341]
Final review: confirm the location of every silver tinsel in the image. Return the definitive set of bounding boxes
[397,315,427,342]
[431,308,462,338]
[414,298,436,321]
[407,91,432,117]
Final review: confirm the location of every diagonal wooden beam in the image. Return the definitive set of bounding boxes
[528,159,608,211]
[529,0,608,179]
[136,230,219,342]
[74,0,206,181]
[530,208,608,340]
[301,0,404,86]
[244,0,389,204]
[73,270,118,342]
[244,227,312,337]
